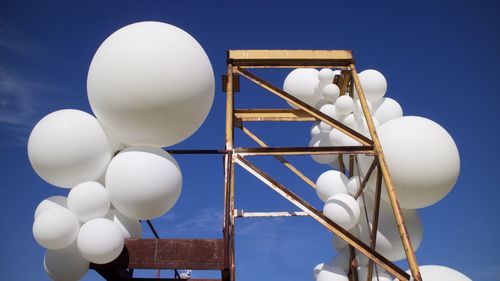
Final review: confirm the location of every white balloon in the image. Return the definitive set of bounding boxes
[346,177,360,196]
[372,97,403,125]
[329,251,351,272]
[319,121,333,133]
[33,208,79,250]
[357,117,380,137]
[320,104,337,119]
[313,263,327,279]
[356,69,387,102]
[359,199,423,261]
[340,113,356,129]
[44,242,89,281]
[87,21,215,147]
[311,123,321,138]
[316,170,348,202]
[353,99,373,118]
[34,196,67,219]
[357,266,369,281]
[329,129,344,146]
[105,209,142,239]
[309,134,338,164]
[283,68,321,107]
[323,194,360,230]
[402,265,472,281]
[319,68,335,82]
[77,218,124,264]
[106,146,182,220]
[371,272,392,281]
[368,116,460,208]
[316,265,348,281]
[68,181,110,222]
[335,95,354,116]
[331,223,361,250]
[28,109,113,188]
[322,84,340,102]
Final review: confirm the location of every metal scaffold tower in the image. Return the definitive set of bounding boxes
[91,50,422,281]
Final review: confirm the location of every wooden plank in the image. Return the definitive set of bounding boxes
[350,64,422,281]
[234,109,316,122]
[233,156,410,281]
[233,146,374,156]
[90,239,225,270]
[235,67,373,146]
[227,50,354,67]
[235,210,309,218]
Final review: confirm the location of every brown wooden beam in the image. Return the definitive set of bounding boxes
[234,109,316,122]
[90,239,225,270]
[234,146,374,156]
[227,50,354,67]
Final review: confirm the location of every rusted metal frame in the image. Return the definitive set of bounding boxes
[234,109,316,122]
[233,155,410,281]
[146,220,160,239]
[235,210,308,218]
[237,65,352,69]
[239,125,316,189]
[234,146,374,156]
[350,64,422,281]
[354,159,378,199]
[227,50,354,67]
[348,246,359,281]
[339,70,351,97]
[234,67,373,146]
[222,74,240,93]
[339,154,346,174]
[367,165,383,281]
[222,63,235,281]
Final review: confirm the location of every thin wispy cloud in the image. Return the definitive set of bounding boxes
[158,207,224,235]
[0,67,37,127]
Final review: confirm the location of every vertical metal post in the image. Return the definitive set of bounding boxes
[223,63,235,281]
[350,64,422,281]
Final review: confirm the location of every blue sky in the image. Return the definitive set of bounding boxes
[1,0,500,280]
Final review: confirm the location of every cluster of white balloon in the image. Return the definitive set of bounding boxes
[28,22,215,281]
[283,68,470,280]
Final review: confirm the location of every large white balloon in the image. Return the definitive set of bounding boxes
[323,194,360,230]
[87,21,215,147]
[313,263,327,279]
[34,196,67,219]
[322,84,340,102]
[370,116,460,208]
[402,265,472,281]
[335,95,354,116]
[373,97,403,125]
[106,146,182,220]
[105,209,142,239]
[355,69,387,102]
[67,181,110,222]
[44,242,89,281]
[28,109,113,188]
[283,68,321,107]
[316,170,348,202]
[359,199,423,261]
[77,218,124,264]
[316,265,348,281]
[33,208,80,250]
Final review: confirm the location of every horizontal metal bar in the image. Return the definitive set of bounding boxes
[234,146,375,156]
[235,210,309,218]
[164,149,229,154]
[227,50,354,67]
[234,109,316,121]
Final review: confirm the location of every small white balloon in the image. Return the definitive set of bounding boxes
[309,134,337,164]
[319,68,335,82]
[87,21,215,147]
[322,84,340,102]
[340,113,356,129]
[314,99,330,110]
[371,271,392,281]
[329,129,344,146]
[28,109,113,188]
[353,99,373,118]
[313,263,327,279]
[316,170,348,202]
[106,146,182,220]
[355,69,387,102]
[310,123,321,138]
[68,181,110,222]
[77,218,124,264]
[33,208,79,250]
[105,209,142,239]
[335,95,354,116]
[318,121,333,133]
[44,242,89,281]
[320,104,337,119]
[283,68,321,107]
[34,196,67,220]
[329,251,351,272]
[372,97,403,125]
[323,193,360,230]
[316,265,348,281]
[346,177,359,196]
